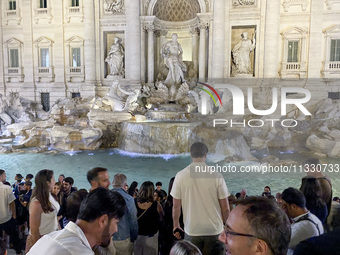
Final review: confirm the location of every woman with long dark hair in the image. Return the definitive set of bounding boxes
[128,181,138,198]
[300,177,328,224]
[25,169,60,253]
[134,181,164,255]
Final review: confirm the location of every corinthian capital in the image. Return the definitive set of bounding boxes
[144,24,154,32]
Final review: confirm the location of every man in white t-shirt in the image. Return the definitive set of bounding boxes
[171,142,230,255]
[0,170,22,255]
[27,188,126,255]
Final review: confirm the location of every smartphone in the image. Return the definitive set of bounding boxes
[173,228,184,239]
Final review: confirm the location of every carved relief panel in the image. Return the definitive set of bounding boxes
[104,0,124,14]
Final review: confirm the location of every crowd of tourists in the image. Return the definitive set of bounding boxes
[0,142,339,255]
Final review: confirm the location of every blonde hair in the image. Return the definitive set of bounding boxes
[170,240,202,255]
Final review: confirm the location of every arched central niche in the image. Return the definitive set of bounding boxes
[153,0,201,22]
[149,0,206,81]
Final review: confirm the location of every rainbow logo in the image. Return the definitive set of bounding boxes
[196,82,222,106]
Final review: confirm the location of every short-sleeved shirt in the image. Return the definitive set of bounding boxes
[0,182,16,224]
[287,211,324,255]
[27,221,94,255]
[171,162,229,236]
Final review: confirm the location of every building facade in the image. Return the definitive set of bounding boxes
[0,0,340,110]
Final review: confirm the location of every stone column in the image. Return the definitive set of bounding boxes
[211,0,225,80]
[125,0,141,81]
[146,25,155,84]
[191,28,199,73]
[83,0,96,83]
[140,23,146,83]
[307,0,324,78]
[263,0,281,78]
[198,23,208,81]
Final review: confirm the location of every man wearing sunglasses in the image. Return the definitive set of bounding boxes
[219,197,291,255]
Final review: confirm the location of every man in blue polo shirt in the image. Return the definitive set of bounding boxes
[112,174,138,255]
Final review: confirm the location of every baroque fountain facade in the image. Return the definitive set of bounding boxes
[0,0,340,161]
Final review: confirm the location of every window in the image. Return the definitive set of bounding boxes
[40,0,47,8]
[4,38,24,82]
[9,49,19,68]
[330,39,340,62]
[71,0,79,7]
[40,48,49,67]
[288,41,299,62]
[9,0,16,10]
[280,27,308,79]
[66,36,84,82]
[322,25,340,78]
[72,48,81,67]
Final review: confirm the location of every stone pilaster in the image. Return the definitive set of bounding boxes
[0,1,4,95]
[211,0,225,80]
[53,0,65,84]
[307,0,324,79]
[83,0,96,84]
[22,0,35,100]
[125,0,141,81]
[263,0,281,78]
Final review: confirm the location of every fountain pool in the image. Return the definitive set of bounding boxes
[0,149,339,196]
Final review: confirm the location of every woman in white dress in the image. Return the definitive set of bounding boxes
[25,169,60,253]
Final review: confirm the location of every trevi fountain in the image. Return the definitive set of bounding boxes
[0,0,340,194]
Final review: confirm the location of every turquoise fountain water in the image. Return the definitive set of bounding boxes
[0,149,339,196]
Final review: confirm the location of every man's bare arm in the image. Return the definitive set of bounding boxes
[219,198,230,224]
[172,198,183,239]
[9,201,16,219]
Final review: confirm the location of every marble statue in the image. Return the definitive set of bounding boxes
[117,84,142,112]
[231,32,256,75]
[105,37,125,77]
[188,89,215,115]
[216,89,233,114]
[161,33,187,86]
[105,0,124,13]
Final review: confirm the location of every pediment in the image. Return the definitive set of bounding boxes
[34,36,54,45]
[281,27,308,36]
[323,25,340,35]
[66,36,84,44]
[4,37,23,46]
